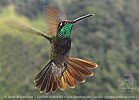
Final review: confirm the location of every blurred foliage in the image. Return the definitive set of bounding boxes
[0,0,139,100]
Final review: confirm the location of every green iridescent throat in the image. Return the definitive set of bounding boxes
[57,24,73,38]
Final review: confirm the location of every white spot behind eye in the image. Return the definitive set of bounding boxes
[60,22,63,26]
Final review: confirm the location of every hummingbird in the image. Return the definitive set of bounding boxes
[6,6,98,94]
[33,7,98,94]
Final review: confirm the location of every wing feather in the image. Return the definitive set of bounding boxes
[45,6,66,36]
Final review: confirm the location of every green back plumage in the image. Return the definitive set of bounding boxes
[57,23,73,38]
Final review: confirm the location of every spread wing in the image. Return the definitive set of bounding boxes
[5,17,51,40]
[45,6,66,36]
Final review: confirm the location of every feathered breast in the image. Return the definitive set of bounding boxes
[50,37,71,60]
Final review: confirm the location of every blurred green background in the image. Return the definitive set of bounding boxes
[0,0,138,100]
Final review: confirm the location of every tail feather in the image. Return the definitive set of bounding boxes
[34,57,98,93]
[35,71,47,88]
[35,63,51,88]
[35,61,52,81]
[40,66,52,92]
[52,81,58,92]
[63,69,76,88]
[68,60,93,76]
[69,57,98,68]
[67,63,85,82]
[46,73,53,93]
[58,75,66,91]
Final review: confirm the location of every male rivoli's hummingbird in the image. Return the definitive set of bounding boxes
[7,6,98,94]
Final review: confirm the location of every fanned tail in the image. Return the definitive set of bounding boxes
[34,57,98,94]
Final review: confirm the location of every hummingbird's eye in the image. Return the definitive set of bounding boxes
[58,21,67,29]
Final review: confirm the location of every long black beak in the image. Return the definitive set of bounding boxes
[71,14,95,23]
